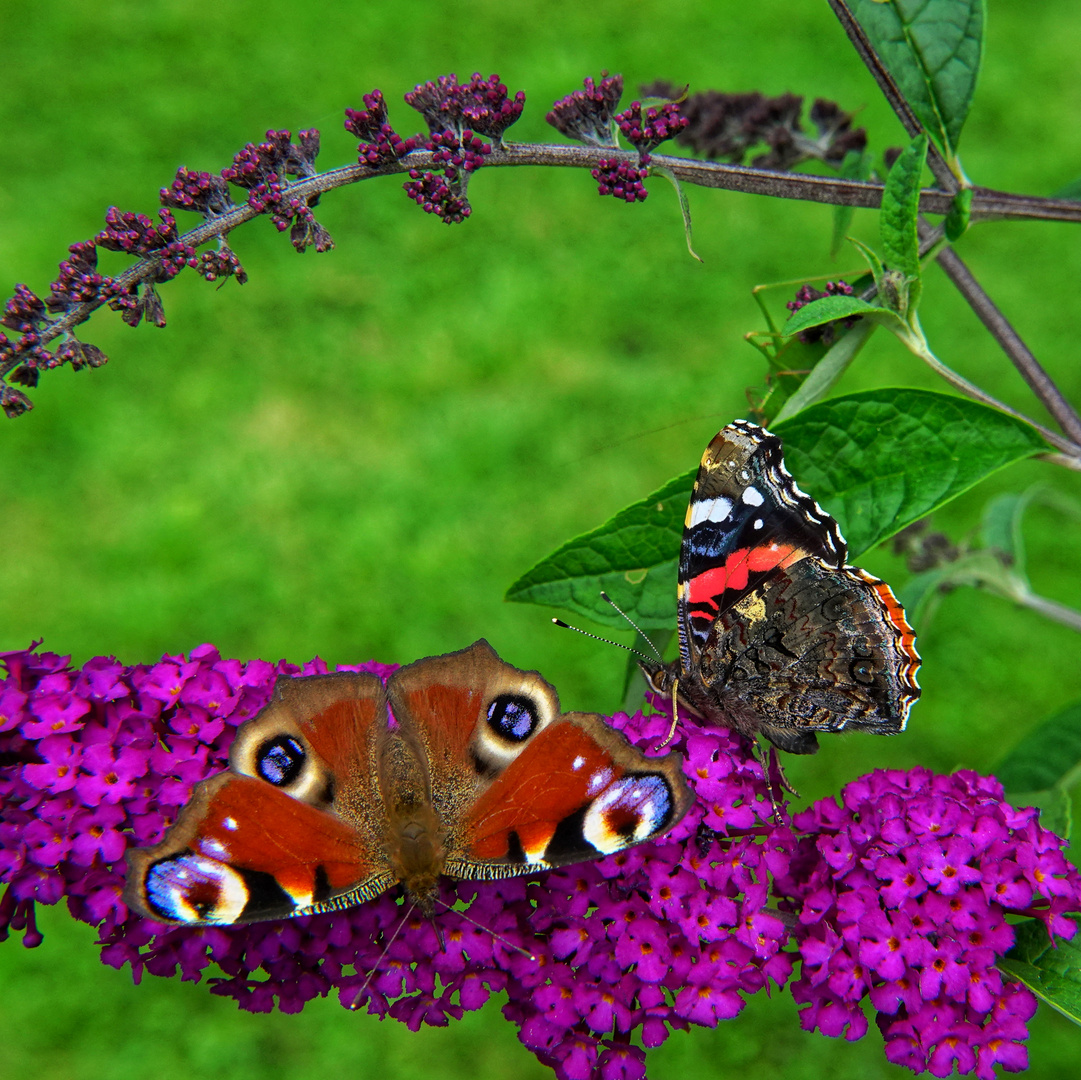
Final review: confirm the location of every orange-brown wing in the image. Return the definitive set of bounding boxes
[125,672,397,924]
[387,640,692,879]
[449,713,692,875]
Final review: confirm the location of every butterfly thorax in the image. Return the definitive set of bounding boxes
[380,733,448,913]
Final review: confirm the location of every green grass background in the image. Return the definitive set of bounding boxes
[2,0,1080,1076]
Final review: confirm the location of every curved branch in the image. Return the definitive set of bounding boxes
[11,144,1081,372]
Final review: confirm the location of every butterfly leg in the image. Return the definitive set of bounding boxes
[652,678,682,751]
[751,741,800,823]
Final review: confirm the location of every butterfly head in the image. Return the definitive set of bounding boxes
[638,658,677,698]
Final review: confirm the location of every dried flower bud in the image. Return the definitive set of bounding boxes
[160,169,232,216]
[0,385,33,417]
[547,74,624,147]
[2,285,47,333]
[196,245,248,285]
[346,90,418,166]
[55,338,109,372]
[643,83,866,172]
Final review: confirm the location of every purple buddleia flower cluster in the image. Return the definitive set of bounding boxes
[614,101,688,157]
[405,72,524,147]
[195,244,248,286]
[772,768,1080,1078]
[1,644,791,1080]
[592,159,649,203]
[160,168,233,218]
[2,284,61,385]
[401,74,520,224]
[220,129,332,252]
[95,207,199,327]
[345,90,419,168]
[786,280,860,346]
[2,645,1079,1080]
[547,74,625,148]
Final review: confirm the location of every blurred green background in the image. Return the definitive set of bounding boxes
[2,0,1080,1076]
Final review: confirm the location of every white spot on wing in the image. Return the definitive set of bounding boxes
[223,817,238,831]
[572,755,585,771]
[753,518,764,530]
[742,486,764,507]
[199,837,230,860]
[688,496,733,528]
[588,767,614,795]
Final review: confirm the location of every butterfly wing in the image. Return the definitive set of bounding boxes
[386,640,692,880]
[451,712,693,873]
[676,421,846,671]
[695,559,921,753]
[125,672,397,924]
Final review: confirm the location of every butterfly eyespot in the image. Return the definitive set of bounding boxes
[144,853,248,923]
[849,658,876,684]
[820,594,848,622]
[256,735,307,786]
[485,694,539,743]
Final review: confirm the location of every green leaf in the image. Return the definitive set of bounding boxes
[650,164,703,263]
[1003,785,1071,841]
[771,320,874,424]
[507,388,1045,627]
[1052,176,1081,201]
[831,150,872,258]
[880,134,928,279]
[776,388,1044,556]
[505,474,687,630]
[782,295,889,338]
[999,917,1081,1025]
[849,0,985,168]
[848,236,886,292]
[993,699,1081,794]
[945,187,973,241]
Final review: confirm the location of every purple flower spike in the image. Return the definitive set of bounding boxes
[3,645,1079,1079]
[1,643,796,1079]
[774,767,1081,1076]
[547,74,624,147]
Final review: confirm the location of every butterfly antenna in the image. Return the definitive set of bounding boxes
[349,899,418,1011]
[551,592,663,666]
[551,618,659,664]
[433,898,536,960]
[599,592,664,661]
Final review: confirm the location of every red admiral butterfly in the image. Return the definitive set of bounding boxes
[126,640,693,925]
[640,421,920,754]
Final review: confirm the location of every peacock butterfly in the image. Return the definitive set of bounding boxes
[125,639,693,924]
[639,421,921,755]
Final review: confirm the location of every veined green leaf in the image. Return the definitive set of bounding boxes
[880,134,928,279]
[849,0,985,169]
[999,918,1081,1026]
[993,699,1081,794]
[782,295,888,337]
[507,388,1045,627]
